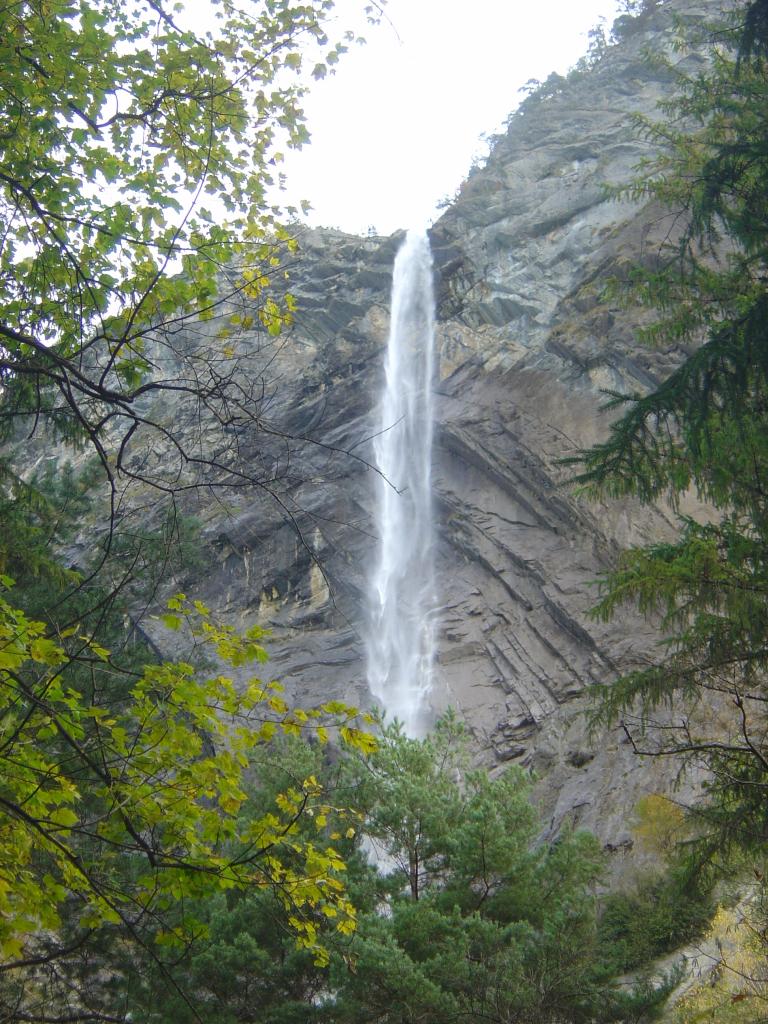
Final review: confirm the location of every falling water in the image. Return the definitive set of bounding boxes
[367,229,436,737]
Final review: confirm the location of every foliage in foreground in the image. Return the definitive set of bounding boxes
[114,720,679,1024]
[570,0,768,861]
[0,0,381,559]
[569,0,768,1014]
[0,0,381,1012]
[328,721,614,1024]
[8,0,768,1019]
[670,897,768,1024]
[0,583,375,1020]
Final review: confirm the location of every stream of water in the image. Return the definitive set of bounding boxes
[366,229,436,737]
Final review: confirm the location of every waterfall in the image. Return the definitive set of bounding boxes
[367,229,436,737]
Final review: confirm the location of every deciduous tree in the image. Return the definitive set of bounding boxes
[0,586,373,1021]
[0,0,377,534]
[0,5,386,1013]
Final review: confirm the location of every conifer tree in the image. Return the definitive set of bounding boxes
[572,0,768,857]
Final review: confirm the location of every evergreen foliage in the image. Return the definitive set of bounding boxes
[568,0,768,863]
[598,868,714,974]
[329,722,675,1024]
[116,722,672,1024]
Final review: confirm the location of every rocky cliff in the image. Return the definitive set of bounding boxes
[33,0,725,860]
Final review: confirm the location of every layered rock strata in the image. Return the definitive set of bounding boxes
[21,0,725,856]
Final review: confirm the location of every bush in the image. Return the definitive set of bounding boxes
[598,868,714,973]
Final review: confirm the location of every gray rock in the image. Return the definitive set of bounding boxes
[8,0,725,862]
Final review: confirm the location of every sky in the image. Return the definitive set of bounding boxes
[280,0,624,236]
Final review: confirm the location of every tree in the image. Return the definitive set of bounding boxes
[0,1,396,1019]
[326,719,644,1024]
[0,0,378,550]
[592,795,711,979]
[106,721,685,1024]
[0,584,375,1021]
[570,0,768,859]
[88,735,370,1024]
[0,3,389,1017]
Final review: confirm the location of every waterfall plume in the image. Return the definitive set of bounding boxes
[366,229,436,737]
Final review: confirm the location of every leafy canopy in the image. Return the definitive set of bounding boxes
[2,0,338,346]
[0,583,375,972]
[0,0,374,499]
[0,0,389,1018]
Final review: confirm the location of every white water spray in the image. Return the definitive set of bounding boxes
[367,230,436,737]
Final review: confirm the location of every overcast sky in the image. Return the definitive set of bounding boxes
[279,0,623,235]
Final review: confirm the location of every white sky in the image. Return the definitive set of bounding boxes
[280,0,623,235]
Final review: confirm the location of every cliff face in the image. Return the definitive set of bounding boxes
[35,0,722,855]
